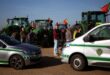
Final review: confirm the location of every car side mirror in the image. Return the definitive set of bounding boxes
[2,44,6,48]
[83,35,89,42]
[84,35,96,42]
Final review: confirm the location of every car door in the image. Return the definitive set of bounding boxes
[0,41,8,64]
[84,25,110,63]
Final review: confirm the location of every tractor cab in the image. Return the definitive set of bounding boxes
[7,17,29,27]
[81,11,107,34]
[72,11,107,39]
[31,19,53,47]
[34,19,53,30]
[1,17,30,39]
[82,11,106,23]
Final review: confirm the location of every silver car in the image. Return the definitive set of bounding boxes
[0,35,41,69]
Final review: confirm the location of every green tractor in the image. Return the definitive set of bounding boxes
[1,17,30,40]
[73,11,107,39]
[81,11,107,34]
[32,19,53,47]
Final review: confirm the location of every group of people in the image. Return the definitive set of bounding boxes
[10,23,81,56]
[53,24,81,56]
[10,25,53,47]
[11,26,35,44]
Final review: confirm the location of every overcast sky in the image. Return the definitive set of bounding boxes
[0,0,110,30]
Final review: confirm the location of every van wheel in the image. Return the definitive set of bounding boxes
[9,55,25,70]
[70,54,87,71]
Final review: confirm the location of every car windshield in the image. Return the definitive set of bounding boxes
[0,35,21,45]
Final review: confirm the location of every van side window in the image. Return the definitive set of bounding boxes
[98,26,110,40]
[89,25,110,41]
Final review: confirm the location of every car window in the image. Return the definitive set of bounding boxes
[89,25,110,41]
[89,26,102,36]
[98,26,110,39]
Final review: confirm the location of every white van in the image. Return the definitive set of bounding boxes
[61,23,110,71]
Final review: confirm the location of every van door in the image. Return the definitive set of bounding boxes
[84,25,110,63]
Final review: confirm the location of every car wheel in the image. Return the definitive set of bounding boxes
[9,55,25,70]
[70,54,87,71]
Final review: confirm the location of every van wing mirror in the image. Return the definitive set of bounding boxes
[84,35,96,42]
[2,44,6,48]
[83,35,89,42]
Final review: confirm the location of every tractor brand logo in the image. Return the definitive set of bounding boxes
[96,49,103,56]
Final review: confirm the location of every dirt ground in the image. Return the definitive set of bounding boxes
[0,48,110,75]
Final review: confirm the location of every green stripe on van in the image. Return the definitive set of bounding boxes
[0,60,8,64]
[87,56,110,61]
[62,54,110,61]
[61,54,69,58]
[69,44,110,48]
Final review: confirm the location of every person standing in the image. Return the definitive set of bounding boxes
[53,25,59,56]
[20,26,26,43]
[11,31,17,39]
[65,28,72,42]
[73,26,81,40]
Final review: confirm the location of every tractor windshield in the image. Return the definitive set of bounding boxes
[9,18,29,27]
[82,11,106,23]
[97,14,105,23]
[35,20,53,29]
[91,14,105,23]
